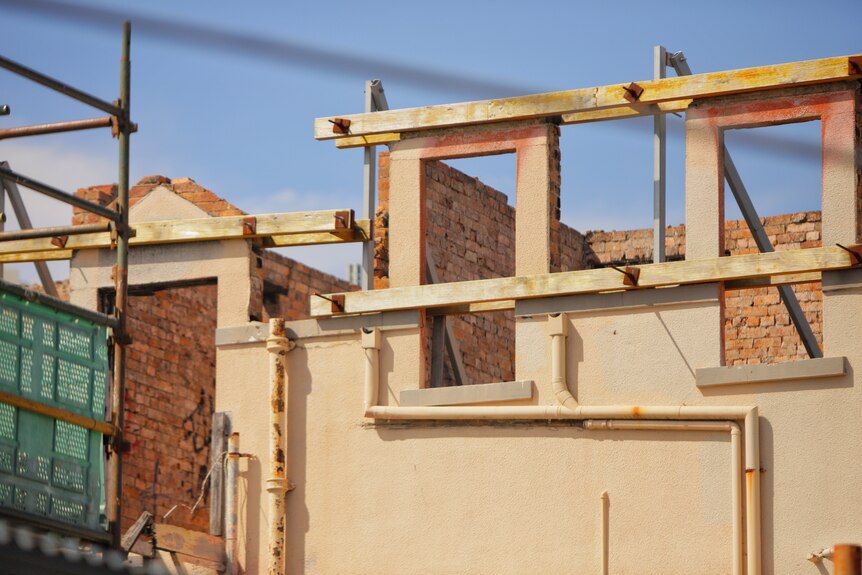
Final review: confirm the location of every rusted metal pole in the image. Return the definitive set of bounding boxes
[225,432,240,575]
[835,544,862,575]
[0,221,110,241]
[0,54,122,116]
[0,165,120,221]
[107,20,131,549]
[266,318,294,575]
[0,117,114,140]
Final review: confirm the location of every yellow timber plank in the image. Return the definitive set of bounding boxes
[315,55,860,140]
[310,246,860,317]
[0,210,362,255]
[266,219,371,247]
[335,132,402,149]
[0,249,73,263]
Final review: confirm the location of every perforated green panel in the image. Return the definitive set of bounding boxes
[0,291,108,530]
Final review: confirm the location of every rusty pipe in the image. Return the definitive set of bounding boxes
[0,221,110,242]
[0,117,114,140]
[266,318,294,575]
[834,544,862,575]
[225,433,240,575]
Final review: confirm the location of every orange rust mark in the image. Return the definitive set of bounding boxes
[630,406,641,417]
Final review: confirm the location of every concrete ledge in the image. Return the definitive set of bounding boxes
[696,356,846,388]
[400,381,533,407]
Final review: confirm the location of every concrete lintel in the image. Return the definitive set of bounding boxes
[400,380,533,407]
[515,283,719,318]
[696,356,846,388]
[215,310,422,347]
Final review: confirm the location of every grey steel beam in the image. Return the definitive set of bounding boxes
[653,45,667,263]
[426,242,467,387]
[0,165,120,221]
[0,162,58,297]
[669,51,822,359]
[361,79,389,291]
[0,54,122,117]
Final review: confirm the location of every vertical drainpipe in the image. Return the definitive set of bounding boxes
[266,318,294,575]
[225,432,240,575]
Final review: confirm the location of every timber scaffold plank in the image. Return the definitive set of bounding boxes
[0,210,370,262]
[311,245,861,317]
[316,54,862,146]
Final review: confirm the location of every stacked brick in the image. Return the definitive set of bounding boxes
[260,249,355,320]
[585,212,823,365]
[121,282,218,532]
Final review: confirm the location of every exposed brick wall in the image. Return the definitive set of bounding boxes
[376,149,588,386]
[70,176,358,533]
[586,212,823,366]
[121,282,218,532]
[73,176,243,225]
[260,249,356,320]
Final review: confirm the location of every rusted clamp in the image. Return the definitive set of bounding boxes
[51,235,69,248]
[849,56,862,75]
[266,336,295,354]
[329,118,352,134]
[836,243,862,266]
[242,216,257,235]
[334,209,352,230]
[609,265,640,286]
[315,292,345,312]
[622,82,644,103]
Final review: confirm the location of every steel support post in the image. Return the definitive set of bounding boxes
[0,162,58,296]
[669,51,821,359]
[361,79,388,290]
[653,45,667,263]
[108,21,132,548]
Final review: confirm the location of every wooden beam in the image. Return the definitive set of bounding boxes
[0,210,366,256]
[335,132,401,149]
[265,219,370,247]
[328,102,692,149]
[0,388,116,435]
[154,523,224,565]
[0,249,72,263]
[724,271,821,290]
[315,55,861,141]
[310,245,861,317]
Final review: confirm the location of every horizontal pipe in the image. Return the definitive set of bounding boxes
[0,117,114,140]
[0,55,122,117]
[0,389,115,435]
[0,166,120,222]
[0,277,118,327]
[584,420,734,432]
[366,405,753,420]
[0,222,111,242]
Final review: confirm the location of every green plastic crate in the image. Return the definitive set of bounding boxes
[0,291,108,530]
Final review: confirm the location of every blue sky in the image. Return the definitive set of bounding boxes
[0,0,858,282]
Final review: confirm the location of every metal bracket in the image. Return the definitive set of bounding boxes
[329,118,352,134]
[622,82,644,103]
[836,243,862,265]
[0,105,9,116]
[242,216,257,235]
[51,235,68,248]
[849,56,862,75]
[315,292,345,312]
[610,265,640,286]
[334,209,352,230]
